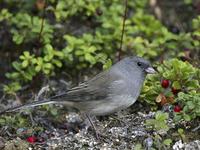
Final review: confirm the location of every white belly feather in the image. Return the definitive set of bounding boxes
[89,95,135,116]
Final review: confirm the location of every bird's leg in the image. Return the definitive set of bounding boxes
[29,112,36,127]
[85,114,100,139]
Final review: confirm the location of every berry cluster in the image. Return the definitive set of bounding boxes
[161,79,181,95]
[159,79,182,112]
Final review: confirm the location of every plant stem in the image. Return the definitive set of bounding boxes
[118,0,128,61]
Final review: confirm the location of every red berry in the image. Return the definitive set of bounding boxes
[26,136,37,144]
[174,105,182,112]
[171,87,181,95]
[161,79,170,88]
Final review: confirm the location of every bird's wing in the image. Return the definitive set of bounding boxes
[50,70,123,102]
[0,70,126,115]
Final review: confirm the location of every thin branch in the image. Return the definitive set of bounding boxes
[38,0,46,44]
[118,0,128,61]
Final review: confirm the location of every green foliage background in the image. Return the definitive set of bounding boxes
[0,0,200,104]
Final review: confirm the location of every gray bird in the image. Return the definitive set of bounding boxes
[0,56,155,116]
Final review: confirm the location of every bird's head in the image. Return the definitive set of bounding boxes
[123,56,156,75]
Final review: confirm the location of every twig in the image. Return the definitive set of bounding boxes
[36,85,50,100]
[38,0,46,45]
[118,0,128,61]
[192,125,200,132]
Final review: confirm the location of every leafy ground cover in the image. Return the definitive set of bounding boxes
[0,0,200,149]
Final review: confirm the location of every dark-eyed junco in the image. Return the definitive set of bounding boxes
[1,56,155,116]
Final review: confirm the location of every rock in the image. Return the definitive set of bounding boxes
[4,137,30,150]
[173,140,185,150]
[144,137,153,149]
[185,140,200,150]
[0,137,5,149]
[109,127,127,138]
[173,140,200,150]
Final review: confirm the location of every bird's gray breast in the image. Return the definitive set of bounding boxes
[110,66,145,99]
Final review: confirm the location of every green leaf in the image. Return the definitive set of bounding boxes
[22,60,29,68]
[157,66,163,72]
[50,108,58,116]
[155,111,168,121]
[186,80,199,89]
[45,44,53,52]
[0,118,5,125]
[85,53,96,64]
[178,128,184,135]
[43,69,50,74]
[53,60,62,67]
[163,139,172,146]
[174,113,182,122]
[12,62,21,71]
[186,101,195,110]
[172,81,181,89]
[54,51,64,58]
[32,58,38,64]
[44,54,53,61]
[5,72,19,79]
[103,59,112,70]
[87,46,97,53]
[13,33,24,44]
[35,66,41,72]
[24,51,30,57]
[44,63,52,69]
[23,72,32,80]
[183,114,191,121]
[134,144,143,150]
[19,55,25,60]
[3,82,21,94]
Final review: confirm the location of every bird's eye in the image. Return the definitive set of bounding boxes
[137,62,142,66]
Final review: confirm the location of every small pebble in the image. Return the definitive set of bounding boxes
[173,140,185,150]
[144,137,153,149]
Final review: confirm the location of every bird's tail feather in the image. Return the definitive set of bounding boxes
[0,99,57,115]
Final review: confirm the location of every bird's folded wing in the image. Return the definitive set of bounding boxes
[0,70,126,114]
[50,70,123,102]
